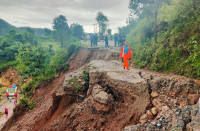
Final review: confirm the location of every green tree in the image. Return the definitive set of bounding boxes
[70,23,84,39]
[129,0,170,42]
[8,29,16,36]
[53,15,70,47]
[107,29,112,35]
[44,28,52,36]
[96,11,109,34]
[26,27,35,34]
[16,43,51,78]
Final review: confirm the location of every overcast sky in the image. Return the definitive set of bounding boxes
[0,0,130,33]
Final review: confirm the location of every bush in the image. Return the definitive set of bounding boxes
[21,43,80,96]
[19,97,36,110]
[0,61,17,74]
[127,0,200,79]
[67,70,89,93]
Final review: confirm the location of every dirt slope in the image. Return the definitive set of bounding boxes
[0,68,20,87]
[1,48,120,131]
[2,47,200,131]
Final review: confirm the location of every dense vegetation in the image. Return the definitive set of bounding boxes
[123,0,200,78]
[0,15,84,106]
[0,19,15,36]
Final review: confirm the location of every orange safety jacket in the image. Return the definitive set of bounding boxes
[120,45,132,58]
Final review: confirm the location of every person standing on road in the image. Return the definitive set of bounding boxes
[5,108,8,116]
[120,41,132,70]
[14,97,17,106]
[114,34,118,47]
[105,35,109,48]
[94,34,98,46]
[90,33,94,47]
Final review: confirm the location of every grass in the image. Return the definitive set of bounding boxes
[66,70,89,93]
[19,97,36,110]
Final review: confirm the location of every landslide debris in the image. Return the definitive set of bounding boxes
[2,48,200,131]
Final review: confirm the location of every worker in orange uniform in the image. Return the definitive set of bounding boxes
[120,41,132,70]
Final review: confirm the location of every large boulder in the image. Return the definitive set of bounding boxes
[92,84,113,105]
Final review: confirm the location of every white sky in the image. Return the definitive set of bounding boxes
[0,0,130,33]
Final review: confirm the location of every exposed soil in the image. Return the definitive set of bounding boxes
[1,47,121,131]
[2,45,200,131]
[0,68,20,87]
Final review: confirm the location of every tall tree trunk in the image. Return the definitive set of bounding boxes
[154,8,158,42]
[154,0,161,43]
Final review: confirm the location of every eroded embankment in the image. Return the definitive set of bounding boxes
[2,48,200,131]
[1,48,120,131]
[21,60,200,130]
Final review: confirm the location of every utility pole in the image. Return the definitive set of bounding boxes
[106,23,109,34]
[93,24,98,34]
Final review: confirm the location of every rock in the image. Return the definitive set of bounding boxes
[92,84,113,105]
[162,106,169,112]
[81,81,85,85]
[93,91,109,104]
[179,101,188,108]
[156,122,162,128]
[187,94,200,105]
[91,97,110,112]
[139,114,148,124]
[79,76,83,79]
[151,107,158,115]
[175,111,180,116]
[183,110,191,118]
[167,91,176,97]
[147,110,153,119]
[92,84,103,95]
[186,118,200,131]
[191,105,198,117]
[151,92,159,98]
[152,99,162,110]
[124,125,141,131]
[151,121,156,126]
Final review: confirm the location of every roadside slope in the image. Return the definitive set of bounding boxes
[2,47,200,131]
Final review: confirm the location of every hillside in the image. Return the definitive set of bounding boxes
[126,0,200,79]
[0,19,15,36]
[0,19,45,36]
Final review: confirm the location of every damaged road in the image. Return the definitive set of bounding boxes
[2,48,200,131]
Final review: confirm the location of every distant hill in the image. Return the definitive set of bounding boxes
[0,19,16,36]
[17,27,45,35]
[0,19,46,36]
